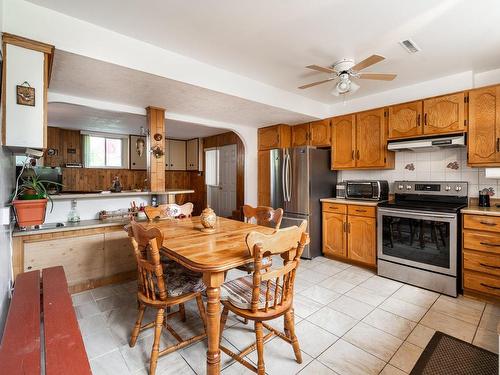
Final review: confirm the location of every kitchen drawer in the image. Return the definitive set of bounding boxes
[463,250,500,277]
[463,230,500,255]
[463,271,500,298]
[348,205,376,218]
[463,214,500,232]
[322,202,347,214]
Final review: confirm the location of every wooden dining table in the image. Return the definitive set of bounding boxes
[142,215,275,375]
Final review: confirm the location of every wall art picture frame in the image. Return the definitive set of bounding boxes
[16,81,35,106]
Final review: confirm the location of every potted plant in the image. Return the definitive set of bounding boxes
[12,172,62,227]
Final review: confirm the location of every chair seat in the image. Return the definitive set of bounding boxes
[236,257,272,272]
[159,256,205,297]
[221,275,282,310]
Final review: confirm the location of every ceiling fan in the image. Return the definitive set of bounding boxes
[298,54,397,96]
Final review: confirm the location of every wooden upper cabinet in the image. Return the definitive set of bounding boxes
[388,101,423,139]
[347,215,376,266]
[291,123,310,147]
[322,212,346,258]
[356,108,387,168]
[468,86,500,166]
[310,119,331,146]
[423,92,465,135]
[258,124,291,150]
[331,115,356,169]
[186,138,200,170]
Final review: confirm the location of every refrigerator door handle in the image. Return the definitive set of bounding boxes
[281,150,287,202]
[286,153,292,202]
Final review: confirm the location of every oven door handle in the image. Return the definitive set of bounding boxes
[378,208,456,220]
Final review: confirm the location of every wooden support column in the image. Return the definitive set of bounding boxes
[146,106,166,192]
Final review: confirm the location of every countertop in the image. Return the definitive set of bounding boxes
[461,204,500,217]
[12,218,147,237]
[320,198,383,207]
[49,189,195,200]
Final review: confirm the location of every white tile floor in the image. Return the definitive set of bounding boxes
[72,256,500,375]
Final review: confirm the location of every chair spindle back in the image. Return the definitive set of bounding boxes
[144,202,194,221]
[127,221,168,301]
[245,220,308,313]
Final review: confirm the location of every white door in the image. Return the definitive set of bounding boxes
[217,144,237,217]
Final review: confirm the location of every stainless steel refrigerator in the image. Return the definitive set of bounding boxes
[269,146,337,259]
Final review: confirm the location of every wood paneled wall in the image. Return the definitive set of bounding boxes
[203,131,245,217]
[46,127,206,213]
[45,127,82,167]
[61,168,205,214]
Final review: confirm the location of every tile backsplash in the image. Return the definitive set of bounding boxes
[338,148,499,197]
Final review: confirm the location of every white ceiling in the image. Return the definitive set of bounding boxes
[48,102,227,139]
[49,50,316,127]
[29,0,500,104]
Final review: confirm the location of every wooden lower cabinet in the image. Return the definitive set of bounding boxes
[322,202,377,266]
[347,215,376,265]
[322,212,346,258]
[14,226,136,293]
[462,213,500,301]
[24,234,105,285]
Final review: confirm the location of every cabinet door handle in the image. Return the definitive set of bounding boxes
[479,263,500,269]
[424,113,428,125]
[351,150,355,160]
[343,222,347,233]
[355,209,367,213]
[480,282,500,290]
[497,138,499,152]
[356,150,360,160]
[480,242,500,247]
[347,223,351,233]
[417,114,421,126]
[480,221,497,226]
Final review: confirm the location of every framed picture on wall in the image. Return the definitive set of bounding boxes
[16,82,36,106]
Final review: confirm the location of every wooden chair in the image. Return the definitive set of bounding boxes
[127,221,207,375]
[144,202,194,221]
[219,221,309,375]
[242,205,283,229]
[238,205,283,272]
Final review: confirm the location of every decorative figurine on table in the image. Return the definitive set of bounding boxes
[110,176,122,192]
[200,206,217,233]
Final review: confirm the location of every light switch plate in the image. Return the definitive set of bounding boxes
[0,207,11,226]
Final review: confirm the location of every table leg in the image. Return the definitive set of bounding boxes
[203,272,225,375]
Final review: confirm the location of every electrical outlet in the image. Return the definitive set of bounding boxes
[0,207,11,226]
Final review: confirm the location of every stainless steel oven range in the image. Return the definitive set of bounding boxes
[377,181,468,297]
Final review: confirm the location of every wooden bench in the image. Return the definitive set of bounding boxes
[0,266,91,375]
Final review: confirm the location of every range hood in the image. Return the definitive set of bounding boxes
[388,135,466,152]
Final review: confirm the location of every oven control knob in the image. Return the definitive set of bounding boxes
[406,185,412,190]
[398,184,404,190]
[445,185,451,191]
[455,185,462,192]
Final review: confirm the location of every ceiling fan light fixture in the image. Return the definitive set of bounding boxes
[333,73,351,95]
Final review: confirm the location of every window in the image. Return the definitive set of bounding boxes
[204,148,219,186]
[82,131,129,168]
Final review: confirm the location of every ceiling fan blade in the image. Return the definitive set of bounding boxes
[298,78,335,89]
[351,54,385,72]
[306,64,336,74]
[358,73,397,81]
